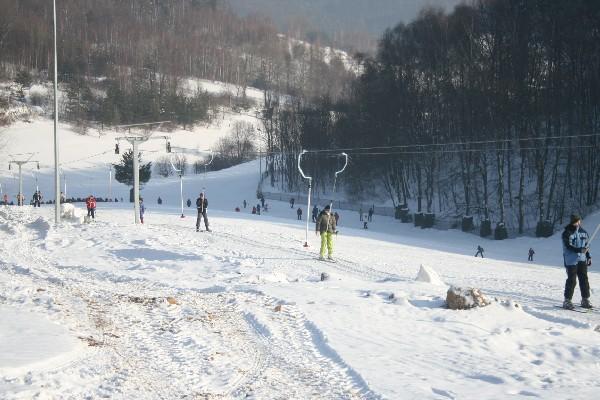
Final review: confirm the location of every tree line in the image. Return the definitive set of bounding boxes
[0,0,355,130]
[263,0,600,237]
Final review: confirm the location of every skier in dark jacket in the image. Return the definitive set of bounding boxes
[297,207,302,220]
[312,205,319,222]
[475,245,484,258]
[316,205,337,260]
[196,193,210,232]
[562,214,592,309]
[32,191,42,207]
[528,248,535,261]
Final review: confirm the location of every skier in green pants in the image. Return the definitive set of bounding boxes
[316,205,337,261]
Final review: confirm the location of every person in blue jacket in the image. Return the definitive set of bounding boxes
[562,214,593,309]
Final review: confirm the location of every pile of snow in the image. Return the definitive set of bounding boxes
[415,264,445,286]
[0,306,81,376]
[60,203,85,223]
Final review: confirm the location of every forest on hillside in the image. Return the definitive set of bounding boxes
[263,0,600,238]
[0,0,354,129]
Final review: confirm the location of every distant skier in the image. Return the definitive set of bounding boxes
[359,207,363,222]
[243,199,247,209]
[32,191,42,207]
[334,212,339,225]
[195,192,210,232]
[139,198,145,224]
[86,195,97,219]
[475,245,484,258]
[562,214,592,310]
[157,196,162,205]
[252,206,257,214]
[316,205,337,261]
[256,204,261,215]
[60,192,65,204]
[2,193,8,205]
[186,198,192,207]
[297,207,302,220]
[260,196,265,208]
[312,205,318,222]
[290,198,295,208]
[528,248,535,261]
[368,207,374,222]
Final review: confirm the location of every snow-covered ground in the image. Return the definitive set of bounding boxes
[1,114,600,399]
[1,153,600,398]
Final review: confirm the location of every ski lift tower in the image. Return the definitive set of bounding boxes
[114,121,171,224]
[8,153,40,206]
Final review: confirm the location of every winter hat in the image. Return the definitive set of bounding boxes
[324,205,331,211]
[570,214,582,224]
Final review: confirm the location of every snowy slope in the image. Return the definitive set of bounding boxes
[1,163,600,398]
[1,114,600,399]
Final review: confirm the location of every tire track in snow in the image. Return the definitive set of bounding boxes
[1,209,382,399]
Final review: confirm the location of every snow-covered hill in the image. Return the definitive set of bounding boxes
[1,147,600,398]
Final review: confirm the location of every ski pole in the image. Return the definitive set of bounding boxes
[588,223,600,246]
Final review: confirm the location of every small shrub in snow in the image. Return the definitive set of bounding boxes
[446,286,490,310]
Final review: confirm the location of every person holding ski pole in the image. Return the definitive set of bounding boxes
[196,192,210,232]
[316,204,337,261]
[562,214,592,310]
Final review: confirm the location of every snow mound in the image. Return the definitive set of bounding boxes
[61,203,85,224]
[415,264,445,286]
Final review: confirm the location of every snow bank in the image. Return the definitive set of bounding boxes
[60,203,85,223]
[415,264,445,286]
[0,306,81,376]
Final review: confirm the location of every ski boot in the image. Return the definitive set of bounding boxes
[563,298,575,310]
[581,298,593,309]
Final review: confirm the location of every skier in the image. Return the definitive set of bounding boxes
[562,214,593,310]
[195,192,210,232]
[297,207,302,220]
[316,205,337,261]
[243,199,247,209]
[528,248,535,261]
[186,198,192,207]
[139,198,145,224]
[60,192,65,204]
[475,245,484,258]
[256,204,261,215]
[260,196,265,208]
[312,205,318,222]
[334,212,340,225]
[290,198,295,208]
[368,207,374,222]
[2,193,7,205]
[86,195,97,220]
[157,196,162,205]
[359,207,363,222]
[32,191,42,207]
[252,206,257,214]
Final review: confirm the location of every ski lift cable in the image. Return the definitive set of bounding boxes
[303,132,600,154]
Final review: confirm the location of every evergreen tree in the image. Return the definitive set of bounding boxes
[113,150,152,187]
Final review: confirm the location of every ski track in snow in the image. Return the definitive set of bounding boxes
[2,206,600,399]
[0,207,378,399]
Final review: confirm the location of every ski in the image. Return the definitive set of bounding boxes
[554,305,590,313]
